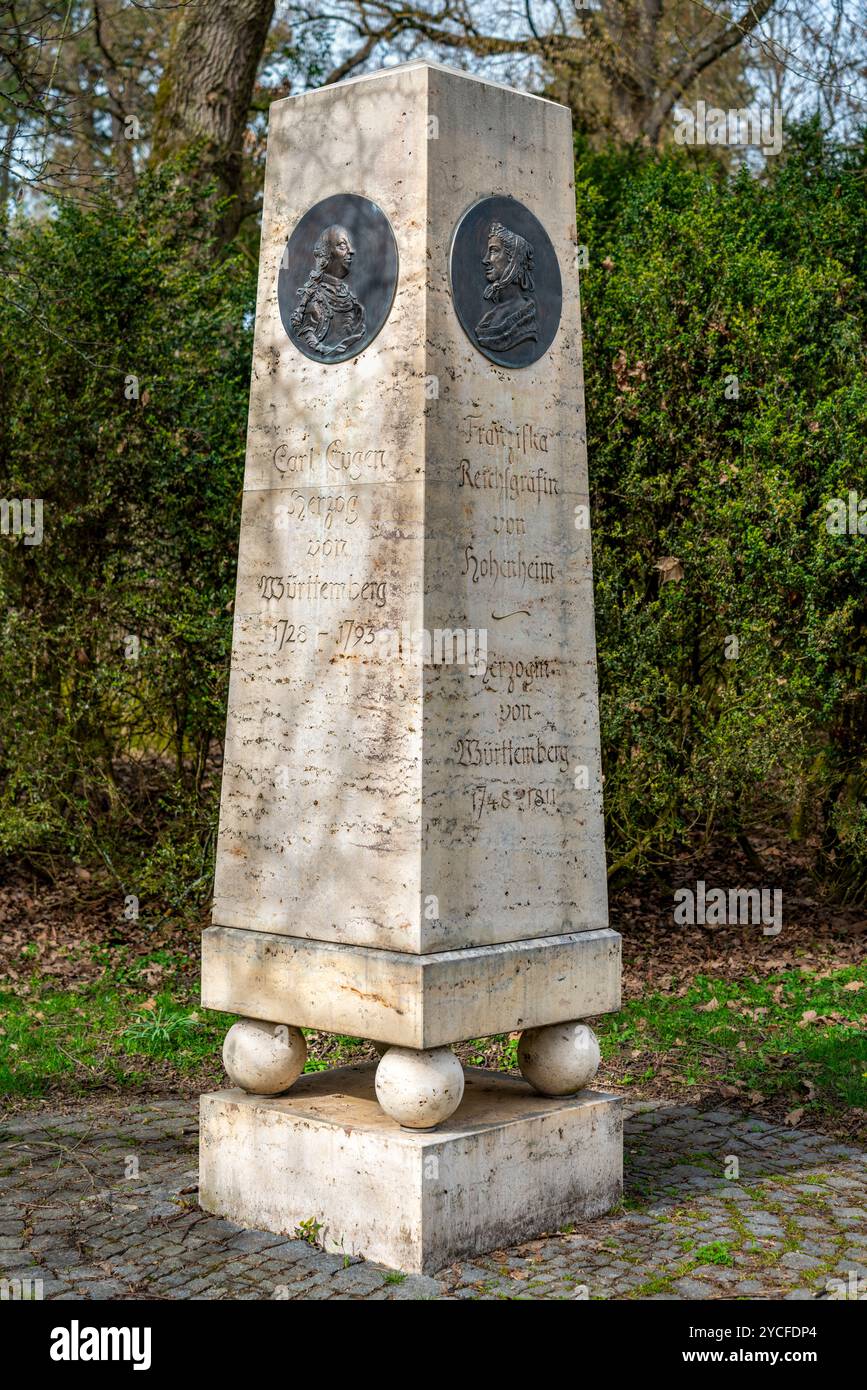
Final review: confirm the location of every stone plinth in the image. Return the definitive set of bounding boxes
[200,1066,623,1274]
[202,924,620,1047]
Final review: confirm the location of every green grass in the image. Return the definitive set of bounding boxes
[0,944,376,1099]
[0,954,226,1097]
[2,952,865,1118]
[593,964,867,1117]
[692,1240,735,1267]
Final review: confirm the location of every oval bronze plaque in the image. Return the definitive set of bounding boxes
[278,194,399,364]
[449,196,562,368]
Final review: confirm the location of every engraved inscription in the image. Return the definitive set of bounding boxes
[257,574,388,608]
[273,440,387,481]
[461,547,556,587]
[443,401,580,825]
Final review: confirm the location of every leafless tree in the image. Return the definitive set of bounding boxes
[2,1,865,222]
[284,1,867,144]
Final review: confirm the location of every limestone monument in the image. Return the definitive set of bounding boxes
[199,60,623,1274]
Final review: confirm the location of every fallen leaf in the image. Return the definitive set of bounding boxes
[613,348,647,393]
[655,555,684,583]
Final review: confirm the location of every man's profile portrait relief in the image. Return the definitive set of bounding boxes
[291,224,367,358]
[474,220,538,354]
[278,194,399,365]
[450,195,562,369]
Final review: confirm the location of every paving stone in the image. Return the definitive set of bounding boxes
[671,1277,719,1297]
[78,1280,128,1298]
[690,1265,741,1282]
[453,1263,497,1284]
[328,1266,391,1294]
[229,1230,292,1254]
[0,1252,40,1273]
[4,1098,864,1301]
[780,1251,826,1270]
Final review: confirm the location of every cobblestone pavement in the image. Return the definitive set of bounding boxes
[1,1098,865,1300]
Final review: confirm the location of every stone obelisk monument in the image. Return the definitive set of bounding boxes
[199,61,622,1274]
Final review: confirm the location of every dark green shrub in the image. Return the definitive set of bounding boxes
[577,122,867,897]
[0,166,254,907]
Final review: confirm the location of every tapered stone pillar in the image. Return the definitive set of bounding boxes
[199,60,623,1274]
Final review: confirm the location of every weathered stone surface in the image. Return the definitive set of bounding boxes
[199,1065,623,1273]
[201,923,621,1047]
[518,1021,601,1096]
[210,61,606,955]
[374,1046,465,1128]
[222,1019,307,1094]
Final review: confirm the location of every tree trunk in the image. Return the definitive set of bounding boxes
[151,0,275,243]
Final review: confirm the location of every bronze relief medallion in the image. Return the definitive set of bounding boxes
[278,194,399,364]
[449,196,562,368]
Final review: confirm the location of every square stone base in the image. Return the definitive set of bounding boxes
[199,1064,623,1274]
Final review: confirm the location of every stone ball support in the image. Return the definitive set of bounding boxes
[517,1022,601,1096]
[221,1017,600,1113]
[375,1045,465,1129]
[222,1019,307,1095]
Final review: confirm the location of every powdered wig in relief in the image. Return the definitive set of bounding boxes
[291,224,366,357]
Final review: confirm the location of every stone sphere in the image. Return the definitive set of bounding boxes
[517,1022,600,1096]
[222,1019,307,1095]
[375,1046,464,1129]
